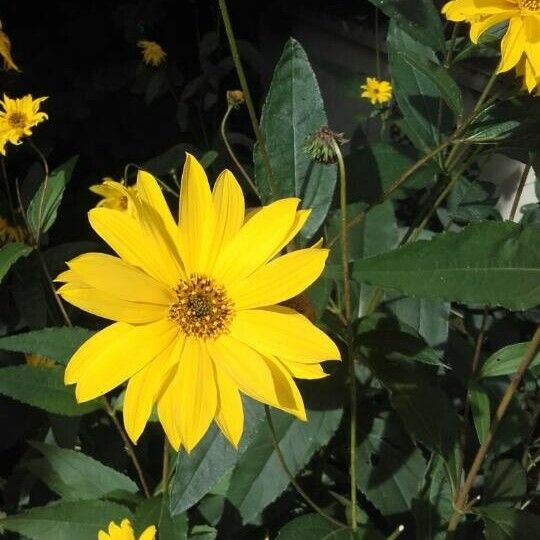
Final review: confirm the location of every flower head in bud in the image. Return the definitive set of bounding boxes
[304,127,347,165]
[226,90,245,108]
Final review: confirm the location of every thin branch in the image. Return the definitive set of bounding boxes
[27,139,49,245]
[509,154,534,222]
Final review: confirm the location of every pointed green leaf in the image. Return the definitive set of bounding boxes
[277,514,384,539]
[469,382,490,444]
[479,342,540,378]
[484,459,527,508]
[478,506,540,540]
[0,242,32,283]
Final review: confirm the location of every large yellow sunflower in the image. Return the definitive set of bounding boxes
[98,519,155,540]
[442,0,540,91]
[57,154,340,452]
[0,94,48,155]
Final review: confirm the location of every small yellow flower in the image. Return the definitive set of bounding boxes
[0,94,48,155]
[98,519,156,540]
[0,24,20,71]
[137,40,166,67]
[25,354,56,368]
[89,178,138,214]
[57,154,340,453]
[442,0,540,93]
[360,77,393,105]
[0,216,26,244]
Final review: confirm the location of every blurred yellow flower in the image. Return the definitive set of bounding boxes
[516,54,540,92]
[57,154,340,452]
[89,178,138,214]
[0,216,26,244]
[98,519,155,540]
[137,40,166,67]
[0,25,20,71]
[25,354,56,368]
[0,94,48,155]
[361,77,393,105]
[442,0,540,92]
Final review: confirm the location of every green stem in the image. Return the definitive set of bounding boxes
[387,525,405,540]
[27,139,49,245]
[218,0,277,197]
[264,407,348,529]
[446,326,540,537]
[162,437,171,495]
[509,154,534,222]
[220,104,260,198]
[0,158,16,223]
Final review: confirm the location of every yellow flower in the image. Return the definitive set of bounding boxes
[90,178,138,214]
[516,54,540,92]
[137,40,166,67]
[25,354,56,368]
[57,154,340,452]
[0,94,48,155]
[0,25,20,71]
[98,519,156,540]
[0,216,26,244]
[360,77,393,105]
[442,0,540,92]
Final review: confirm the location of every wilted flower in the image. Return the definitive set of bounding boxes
[57,154,340,452]
[226,90,245,108]
[0,23,20,71]
[98,519,155,540]
[137,40,166,67]
[0,216,26,244]
[304,127,347,165]
[89,178,138,214]
[360,77,393,105]
[0,94,48,155]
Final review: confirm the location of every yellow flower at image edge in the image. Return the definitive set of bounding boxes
[442,0,540,92]
[0,28,20,71]
[98,519,156,540]
[0,216,26,244]
[90,177,138,213]
[57,154,341,452]
[361,77,393,105]
[0,94,48,155]
[138,40,166,67]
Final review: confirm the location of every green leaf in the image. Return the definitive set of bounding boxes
[254,38,336,241]
[479,342,540,378]
[478,506,540,540]
[469,382,490,444]
[0,242,32,284]
[276,514,384,539]
[356,414,426,515]
[0,327,93,365]
[27,441,138,501]
[0,500,131,540]
[354,222,540,311]
[484,459,527,508]
[396,51,463,122]
[170,399,264,515]
[387,22,453,151]
[367,0,444,51]
[27,156,78,236]
[227,404,343,523]
[135,496,187,540]
[0,365,100,416]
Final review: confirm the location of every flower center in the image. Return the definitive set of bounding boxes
[168,274,234,339]
[7,112,27,128]
[521,0,539,10]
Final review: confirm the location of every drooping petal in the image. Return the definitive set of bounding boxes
[443,0,517,20]
[230,306,341,363]
[213,198,300,283]
[498,16,525,73]
[74,319,178,402]
[229,248,328,310]
[58,282,167,324]
[178,154,216,274]
[270,209,311,258]
[282,359,329,380]
[67,253,173,305]
[156,365,182,451]
[214,365,244,447]
[175,338,218,452]
[123,336,184,443]
[469,12,514,43]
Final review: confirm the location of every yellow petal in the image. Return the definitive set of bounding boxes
[282,359,328,380]
[67,253,173,305]
[207,335,304,419]
[178,153,216,274]
[498,16,525,73]
[58,282,167,324]
[89,208,181,287]
[229,248,328,310]
[469,12,513,43]
[230,306,341,363]
[157,366,182,451]
[123,336,184,443]
[214,365,244,447]
[74,319,178,402]
[98,531,109,540]
[270,209,311,258]
[140,525,157,540]
[176,338,218,452]
[213,198,300,283]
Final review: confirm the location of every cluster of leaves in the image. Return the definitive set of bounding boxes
[0,0,539,539]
